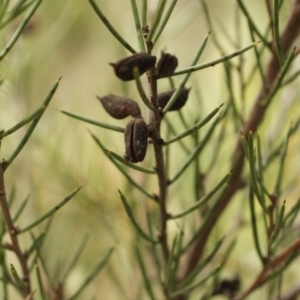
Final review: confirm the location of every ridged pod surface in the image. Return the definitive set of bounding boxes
[158,88,190,111]
[156,52,178,78]
[124,118,148,163]
[110,53,156,81]
[97,95,141,119]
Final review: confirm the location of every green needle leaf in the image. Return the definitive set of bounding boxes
[88,0,136,53]
[0,0,44,60]
[27,232,45,258]
[164,116,191,155]
[170,266,221,298]
[273,124,293,197]
[273,0,284,65]
[135,244,156,300]
[170,171,231,219]
[163,32,211,114]
[18,186,82,234]
[153,0,178,44]
[249,187,265,265]
[146,211,163,285]
[67,247,114,300]
[169,107,227,185]
[236,0,270,49]
[89,131,155,199]
[106,150,157,174]
[240,133,249,159]
[0,1,35,29]
[59,109,125,133]
[261,47,296,106]
[6,78,61,168]
[0,107,44,139]
[171,42,259,77]
[248,130,268,212]
[118,190,159,244]
[10,263,27,287]
[166,234,178,289]
[13,195,30,223]
[35,263,46,300]
[177,237,224,289]
[141,0,147,25]
[270,200,286,247]
[248,21,267,90]
[133,67,156,111]
[164,104,223,145]
[130,0,146,52]
[146,0,167,43]
[61,232,90,282]
[283,197,300,228]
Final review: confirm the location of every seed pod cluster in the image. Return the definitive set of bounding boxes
[97,95,141,119]
[101,51,187,164]
[124,118,148,163]
[98,93,148,163]
[158,88,190,111]
[156,52,178,78]
[109,53,156,81]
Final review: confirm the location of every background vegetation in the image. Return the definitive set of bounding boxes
[1,0,299,299]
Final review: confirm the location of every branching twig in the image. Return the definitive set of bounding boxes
[235,237,300,300]
[181,0,300,288]
[146,41,170,264]
[0,161,31,296]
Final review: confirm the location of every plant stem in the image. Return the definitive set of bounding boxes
[235,237,300,300]
[180,0,300,289]
[146,41,169,264]
[0,162,31,296]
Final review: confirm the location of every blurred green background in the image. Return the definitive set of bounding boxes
[1,0,299,299]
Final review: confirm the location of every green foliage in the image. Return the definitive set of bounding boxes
[0,1,113,299]
[1,0,300,299]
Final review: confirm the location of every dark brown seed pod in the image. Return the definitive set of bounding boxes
[124,118,148,163]
[155,52,178,78]
[110,53,156,81]
[97,94,141,119]
[213,277,240,298]
[157,88,190,111]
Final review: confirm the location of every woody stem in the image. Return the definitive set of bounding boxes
[146,42,169,266]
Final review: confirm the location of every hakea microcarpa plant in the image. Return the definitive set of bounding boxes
[98,52,190,164]
[58,0,300,299]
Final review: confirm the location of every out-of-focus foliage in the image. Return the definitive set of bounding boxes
[0,0,299,299]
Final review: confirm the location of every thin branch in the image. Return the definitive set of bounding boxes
[181,0,300,285]
[146,40,170,266]
[0,162,31,296]
[235,237,300,300]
